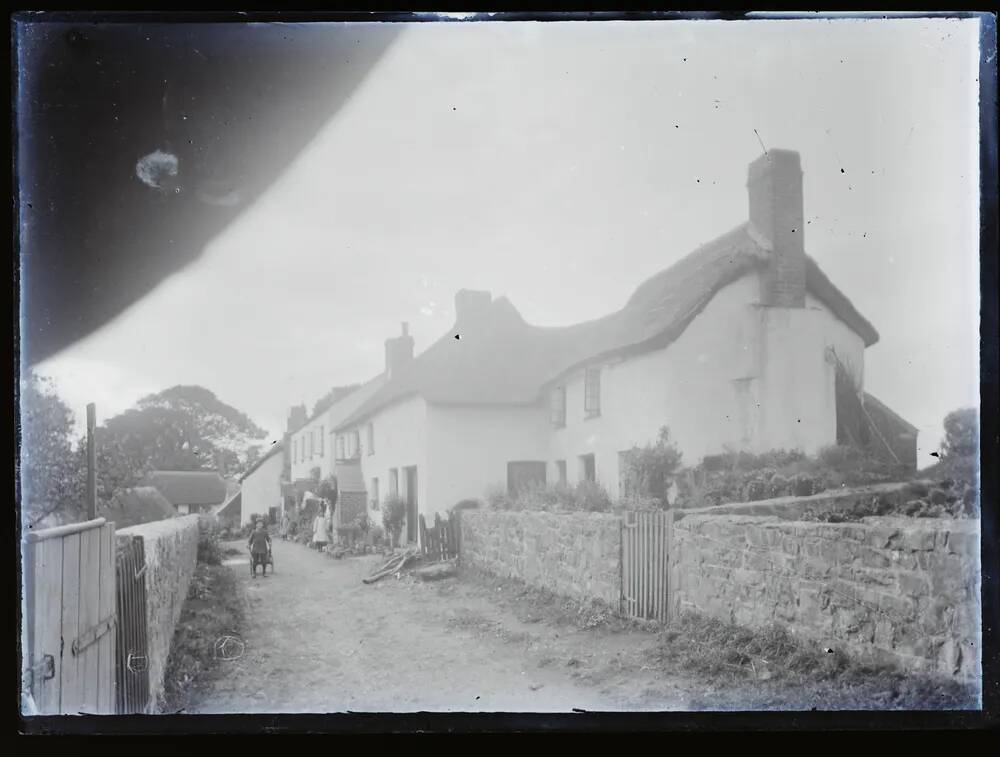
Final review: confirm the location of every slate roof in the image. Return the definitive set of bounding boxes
[144,470,229,507]
[335,222,879,430]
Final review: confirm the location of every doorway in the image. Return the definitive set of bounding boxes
[404,466,418,544]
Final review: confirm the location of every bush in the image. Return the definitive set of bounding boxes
[197,531,223,566]
[483,480,612,513]
[484,484,513,510]
[367,524,385,546]
[942,407,978,458]
[620,427,683,507]
[381,495,406,543]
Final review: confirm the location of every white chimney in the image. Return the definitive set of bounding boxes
[384,321,414,379]
[747,149,806,308]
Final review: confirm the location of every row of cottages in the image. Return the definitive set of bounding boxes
[292,149,916,544]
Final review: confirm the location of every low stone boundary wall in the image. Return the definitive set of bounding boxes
[673,513,981,682]
[459,510,621,605]
[116,514,200,711]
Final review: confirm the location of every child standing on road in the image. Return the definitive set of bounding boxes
[248,519,272,577]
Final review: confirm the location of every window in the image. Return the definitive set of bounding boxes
[336,435,345,460]
[351,430,361,458]
[319,426,324,455]
[550,385,566,427]
[555,460,567,485]
[389,468,399,498]
[579,453,596,483]
[371,478,380,509]
[584,368,601,417]
[367,423,375,455]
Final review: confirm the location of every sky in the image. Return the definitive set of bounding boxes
[33,17,982,467]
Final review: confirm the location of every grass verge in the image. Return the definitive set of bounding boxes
[161,562,246,713]
[655,613,979,710]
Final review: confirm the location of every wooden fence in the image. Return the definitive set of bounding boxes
[22,518,117,715]
[418,513,458,561]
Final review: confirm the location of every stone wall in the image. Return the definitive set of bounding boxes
[459,510,621,605]
[116,514,200,712]
[673,513,981,682]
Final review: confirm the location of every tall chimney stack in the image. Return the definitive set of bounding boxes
[385,321,414,379]
[747,149,806,308]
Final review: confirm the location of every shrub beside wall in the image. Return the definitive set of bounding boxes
[117,514,201,712]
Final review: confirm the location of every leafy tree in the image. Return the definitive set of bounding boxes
[941,407,978,459]
[104,385,267,476]
[18,373,85,527]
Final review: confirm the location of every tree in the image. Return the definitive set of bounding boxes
[941,407,978,459]
[620,426,683,508]
[104,385,268,477]
[18,372,85,527]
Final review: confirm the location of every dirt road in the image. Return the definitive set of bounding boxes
[187,538,693,713]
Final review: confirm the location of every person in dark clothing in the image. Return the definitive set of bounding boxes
[248,519,272,577]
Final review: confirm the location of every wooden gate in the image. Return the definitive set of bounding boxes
[620,510,674,623]
[114,535,150,714]
[22,518,117,715]
[418,513,458,561]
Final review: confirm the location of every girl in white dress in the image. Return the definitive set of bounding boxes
[312,504,329,550]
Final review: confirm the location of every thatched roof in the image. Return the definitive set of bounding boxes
[101,486,177,528]
[336,222,879,431]
[239,441,284,483]
[144,470,228,507]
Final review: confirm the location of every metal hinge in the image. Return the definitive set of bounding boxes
[71,614,117,657]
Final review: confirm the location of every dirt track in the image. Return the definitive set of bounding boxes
[186,538,694,713]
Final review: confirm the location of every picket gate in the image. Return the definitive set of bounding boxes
[418,513,458,561]
[620,510,675,623]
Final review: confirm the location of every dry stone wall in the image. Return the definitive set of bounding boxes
[673,513,981,682]
[460,510,621,605]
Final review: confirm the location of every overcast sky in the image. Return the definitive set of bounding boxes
[34,17,981,467]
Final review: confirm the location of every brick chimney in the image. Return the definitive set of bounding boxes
[454,289,492,325]
[287,404,307,432]
[747,149,806,308]
[384,321,414,379]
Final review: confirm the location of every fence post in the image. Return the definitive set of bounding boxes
[664,505,677,624]
[86,403,97,520]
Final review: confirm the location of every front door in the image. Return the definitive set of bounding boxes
[404,466,418,544]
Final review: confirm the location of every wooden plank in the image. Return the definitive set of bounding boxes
[26,518,107,543]
[660,512,667,622]
[78,526,101,713]
[640,514,646,619]
[649,513,660,620]
[86,403,97,520]
[665,508,676,623]
[30,538,63,713]
[625,518,631,618]
[59,533,82,713]
[97,524,114,714]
